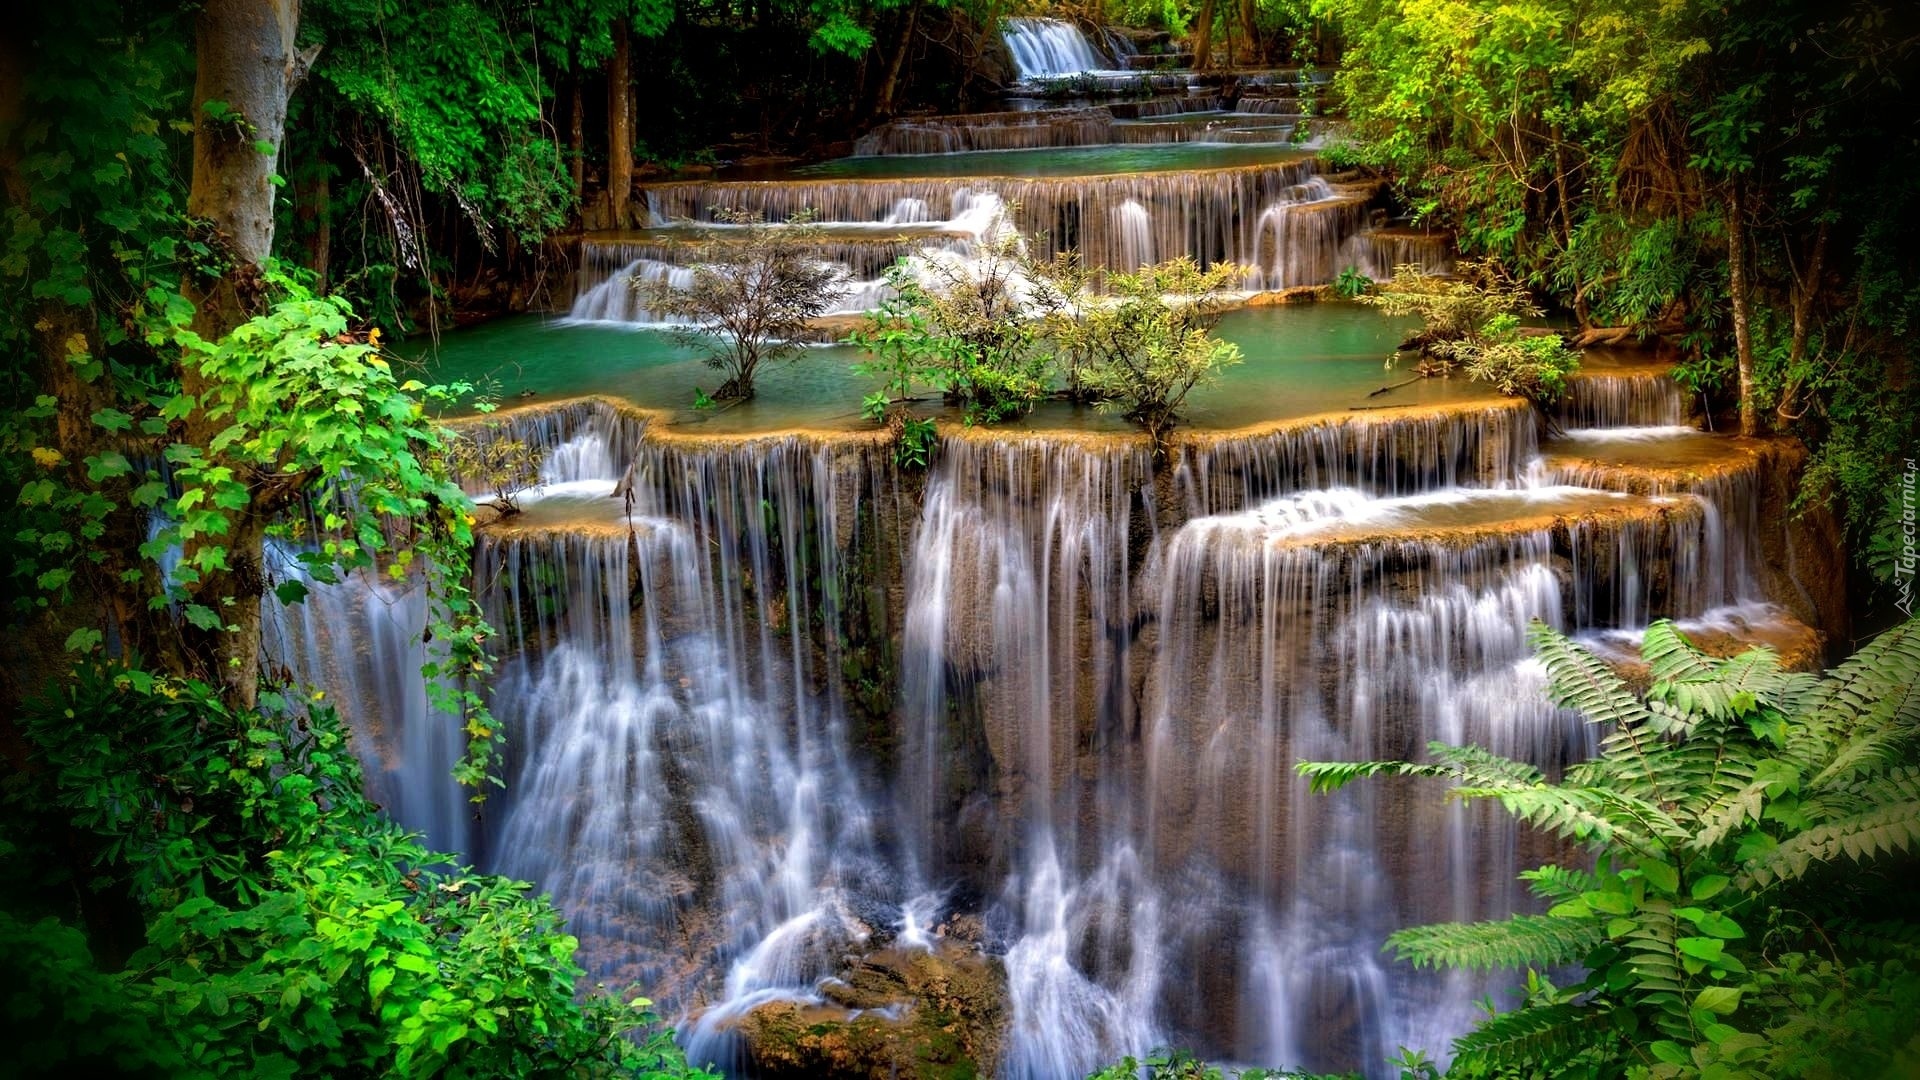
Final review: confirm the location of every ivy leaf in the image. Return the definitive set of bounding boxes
[63,627,103,653]
[184,603,223,631]
[274,580,310,606]
[91,408,134,432]
[86,451,132,482]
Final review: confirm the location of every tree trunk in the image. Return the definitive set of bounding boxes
[183,0,312,709]
[1193,0,1217,70]
[1777,218,1829,423]
[294,162,329,290]
[1727,179,1758,437]
[874,1,921,119]
[608,20,632,228]
[569,78,585,206]
[1239,0,1258,64]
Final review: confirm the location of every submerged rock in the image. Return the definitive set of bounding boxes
[737,940,1008,1080]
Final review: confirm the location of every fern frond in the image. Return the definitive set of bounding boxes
[1530,621,1658,734]
[1742,799,1920,887]
[1450,783,1677,856]
[1294,758,1443,795]
[1450,1002,1616,1070]
[1424,742,1546,788]
[1387,914,1604,971]
[1519,864,1601,904]
[1689,770,1773,853]
[1809,728,1912,791]
[1642,619,1715,683]
[1792,619,1920,760]
[1831,918,1920,962]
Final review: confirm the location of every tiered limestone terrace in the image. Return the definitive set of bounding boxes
[423,304,1491,434]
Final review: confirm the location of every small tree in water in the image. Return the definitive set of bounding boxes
[1031,255,1245,450]
[849,232,1052,426]
[439,421,547,516]
[641,208,848,400]
[1362,260,1580,405]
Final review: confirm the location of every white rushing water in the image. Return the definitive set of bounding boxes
[292,301,1789,1077]
[1003,17,1113,80]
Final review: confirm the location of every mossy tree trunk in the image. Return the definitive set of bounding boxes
[180,0,315,708]
[608,19,632,227]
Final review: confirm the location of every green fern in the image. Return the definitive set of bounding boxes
[1449,1002,1617,1069]
[1387,914,1605,971]
[1300,616,1920,1077]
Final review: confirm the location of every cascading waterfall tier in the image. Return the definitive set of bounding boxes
[633,162,1379,292]
[1002,17,1113,80]
[309,384,1812,1079]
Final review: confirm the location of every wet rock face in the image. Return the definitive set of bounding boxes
[738,941,1009,1080]
[1756,440,1850,653]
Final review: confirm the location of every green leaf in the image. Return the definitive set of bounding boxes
[63,627,103,653]
[1690,875,1730,900]
[1693,912,1745,939]
[369,966,395,1001]
[1694,986,1743,1015]
[1650,1040,1690,1065]
[1639,859,1680,895]
[91,408,134,432]
[1677,937,1726,962]
[185,603,223,631]
[86,451,132,482]
[1583,890,1633,916]
[274,580,310,606]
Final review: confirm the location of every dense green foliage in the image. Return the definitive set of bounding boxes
[1362,262,1580,405]
[1,662,711,1079]
[1,7,710,1077]
[851,250,1245,444]
[1315,0,1920,587]
[1029,254,1245,445]
[851,248,1053,425]
[1300,618,1920,1078]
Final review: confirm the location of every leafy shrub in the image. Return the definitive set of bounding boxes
[1029,255,1244,448]
[849,248,1050,426]
[1362,261,1580,404]
[1300,618,1920,1078]
[439,423,547,515]
[1,662,714,1080]
[1335,266,1373,299]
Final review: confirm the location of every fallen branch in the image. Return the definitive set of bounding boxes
[1367,375,1423,398]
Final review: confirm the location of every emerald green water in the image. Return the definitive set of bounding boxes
[409,303,1494,435]
[746,143,1309,180]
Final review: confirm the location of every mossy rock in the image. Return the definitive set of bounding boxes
[737,942,1007,1080]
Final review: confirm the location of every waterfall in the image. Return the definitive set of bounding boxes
[1003,17,1111,80]
[306,354,1794,1077]
[591,160,1382,323]
[855,108,1117,156]
[900,435,1159,1075]
[1113,199,1154,270]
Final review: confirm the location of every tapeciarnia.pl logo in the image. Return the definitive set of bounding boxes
[1899,458,1917,618]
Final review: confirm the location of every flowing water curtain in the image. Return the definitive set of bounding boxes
[1002,17,1113,80]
